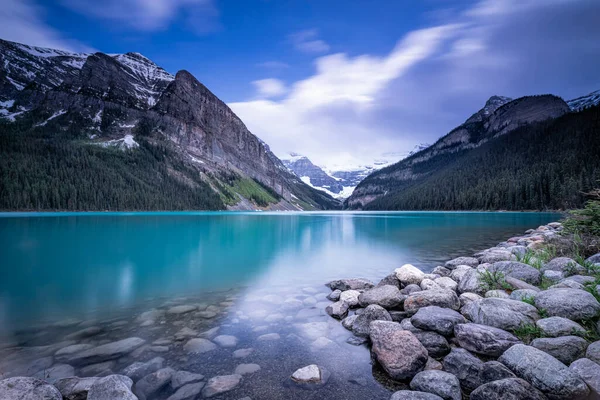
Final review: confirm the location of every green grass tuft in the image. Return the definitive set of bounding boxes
[478,270,513,292]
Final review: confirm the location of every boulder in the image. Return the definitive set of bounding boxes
[432,266,452,277]
[295,321,329,340]
[170,371,204,389]
[442,348,484,392]
[542,257,584,274]
[326,278,374,291]
[425,358,443,371]
[401,284,422,295]
[458,292,482,307]
[409,370,461,400]
[325,300,349,319]
[587,341,600,365]
[457,269,485,295]
[87,375,136,400]
[166,382,205,400]
[122,357,164,382]
[479,361,516,384]
[390,391,443,400]
[536,317,586,338]
[434,277,457,292]
[543,270,564,283]
[531,336,588,365]
[0,377,62,400]
[326,289,341,301]
[499,344,590,400]
[202,374,242,398]
[341,315,357,331]
[55,377,99,400]
[470,378,547,400]
[234,364,261,375]
[134,368,174,400]
[445,257,479,269]
[490,261,541,285]
[485,290,510,299]
[505,277,540,292]
[339,290,361,307]
[404,290,460,315]
[587,253,600,265]
[32,364,75,383]
[461,298,539,331]
[411,330,450,359]
[570,358,600,399]
[290,365,330,388]
[450,265,473,283]
[352,304,392,337]
[410,306,465,336]
[377,273,401,288]
[509,289,538,301]
[454,323,521,357]
[534,288,600,320]
[358,285,405,309]
[369,321,428,380]
[476,249,516,264]
[66,337,146,366]
[420,279,441,291]
[395,264,425,285]
[183,338,216,354]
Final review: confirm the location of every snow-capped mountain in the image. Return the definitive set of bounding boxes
[281,153,345,197]
[567,89,600,111]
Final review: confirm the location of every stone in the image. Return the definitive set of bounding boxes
[67,337,146,366]
[377,273,401,287]
[395,264,426,285]
[0,377,62,400]
[174,327,198,341]
[410,370,461,400]
[536,317,586,337]
[509,289,538,301]
[542,257,584,274]
[462,298,539,331]
[434,277,457,291]
[55,377,99,400]
[295,321,329,340]
[257,333,280,341]
[570,358,600,399]
[352,304,392,337]
[489,261,541,285]
[166,382,205,400]
[425,357,443,371]
[587,341,600,365]
[543,270,565,283]
[443,348,484,392]
[326,289,341,301]
[505,276,541,292]
[65,326,103,340]
[171,371,204,389]
[213,335,238,348]
[450,265,473,283]
[88,375,137,400]
[457,269,485,295]
[167,305,197,315]
[341,315,357,330]
[310,337,339,352]
[55,344,96,360]
[389,310,410,322]
[484,290,510,298]
[476,248,516,263]
[326,278,374,291]
[369,321,428,380]
[401,284,422,295]
[479,361,516,384]
[411,330,450,358]
[122,357,164,382]
[196,311,217,319]
[325,300,349,319]
[199,327,219,339]
[390,391,443,400]
[183,338,217,354]
[202,374,242,398]
[32,363,75,383]
[339,290,361,307]
[420,279,441,291]
[134,368,174,400]
[470,378,547,400]
[499,344,590,400]
[411,306,465,336]
[458,292,482,307]
[290,365,330,388]
[80,361,115,376]
[432,266,452,277]
[234,364,261,375]
[404,290,460,315]
[535,288,600,320]
[233,348,253,359]
[587,253,600,264]
[136,309,165,323]
[358,285,405,309]
[445,257,479,269]
[454,323,521,357]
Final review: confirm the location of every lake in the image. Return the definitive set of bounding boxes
[0,211,559,398]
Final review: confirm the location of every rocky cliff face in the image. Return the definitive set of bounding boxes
[282,154,345,196]
[0,38,339,211]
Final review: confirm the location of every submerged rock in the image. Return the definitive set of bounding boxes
[0,377,62,400]
[290,364,330,388]
[134,368,174,400]
[67,337,146,366]
[166,382,205,400]
[202,374,242,398]
[122,357,164,382]
[170,371,205,389]
[183,338,216,354]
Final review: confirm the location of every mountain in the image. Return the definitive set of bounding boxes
[567,89,600,111]
[345,94,597,210]
[0,39,340,211]
[281,153,345,197]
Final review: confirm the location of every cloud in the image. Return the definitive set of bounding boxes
[252,79,287,98]
[230,0,600,170]
[289,29,330,54]
[0,0,90,52]
[62,0,219,33]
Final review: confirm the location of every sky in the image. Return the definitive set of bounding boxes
[1,0,599,169]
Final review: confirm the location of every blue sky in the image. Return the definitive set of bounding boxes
[1,0,599,168]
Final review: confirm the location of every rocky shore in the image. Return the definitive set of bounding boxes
[324,221,600,399]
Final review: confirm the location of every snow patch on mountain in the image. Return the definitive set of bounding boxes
[567,89,600,111]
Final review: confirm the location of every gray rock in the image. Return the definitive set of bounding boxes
[358,285,405,309]
[395,264,426,285]
[587,253,600,264]
[476,248,516,263]
[290,364,330,388]
[470,378,547,400]
[434,277,457,292]
[505,276,541,292]
[459,292,482,307]
[341,315,358,331]
[183,338,216,354]
[389,311,410,322]
[401,284,422,295]
[404,290,460,315]
[457,269,485,295]
[587,341,600,365]
[295,321,329,340]
[535,288,600,320]
[410,370,461,400]
[450,265,473,283]
[445,257,479,269]
[390,391,443,400]
[369,321,428,380]
[411,330,450,358]
[410,306,465,336]
[542,257,584,274]
[122,357,164,382]
[420,279,441,291]
[570,358,600,399]
[232,348,253,359]
[55,344,96,360]
[202,374,242,398]
[0,377,62,400]
[79,361,115,377]
[509,289,539,301]
[339,290,361,307]
[55,377,99,400]
[485,290,510,298]
[543,270,565,283]
[167,305,197,315]
[88,375,137,400]
[326,289,341,301]
[442,348,484,392]
[536,317,586,338]
[461,298,539,331]
[432,266,452,277]
[377,273,401,287]
[213,335,238,348]
[490,261,541,285]
[352,304,392,337]
[425,358,443,371]
[67,337,146,366]
[166,382,205,400]
[170,371,204,389]
[499,344,590,400]
[454,323,521,357]
[479,361,516,384]
[32,363,75,383]
[65,326,103,340]
[257,333,281,341]
[326,278,374,291]
[134,368,174,400]
[325,300,349,319]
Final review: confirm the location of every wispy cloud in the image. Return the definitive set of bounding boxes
[252,79,287,98]
[289,29,330,54]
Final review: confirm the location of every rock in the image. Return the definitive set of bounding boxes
[434,277,457,292]
[542,257,584,274]
[535,288,600,320]
[401,284,422,295]
[411,330,450,358]
[410,370,461,400]
[499,344,590,400]
[32,364,75,383]
[536,317,586,338]
[171,371,204,389]
[462,298,539,331]
[470,378,547,400]
[570,358,600,399]
[509,289,538,301]
[0,377,62,400]
[55,344,96,360]
[325,300,349,319]
[134,368,174,400]
[358,285,405,309]
[420,279,441,291]
[410,306,465,336]
[202,374,242,398]
[450,265,473,283]
[166,382,205,400]
[341,315,357,330]
[326,278,374,291]
[454,323,521,357]
[290,365,330,388]
[587,341,600,365]
[389,311,410,322]
[233,348,253,359]
[67,338,146,366]
[543,270,564,283]
[55,377,99,400]
[339,290,361,307]
[352,304,392,337]
[457,269,485,295]
[65,326,103,340]
[369,321,428,380]
[136,309,165,323]
[443,348,484,392]
[432,266,452,277]
[183,338,216,354]
[425,358,443,371]
[404,290,460,315]
[295,321,328,340]
[445,257,479,269]
[479,361,516,384]
[459,292,482,307]
[395,264,426,285]
[490,261,541,285]
[390,391,443,400]
[234,364,261,375]
[167,305,197,315]
[377,273,401,287]
[476,248,516,263]
[485,290,510,298]
[122,357,164,382]
[505,276,541,292]
[281,298,303,311]
[257,333,281,341]
[199,327,219,339]
[80,361,115,377]
[326,289,341,301]
[87,375,137,400]
[213,335,238,348]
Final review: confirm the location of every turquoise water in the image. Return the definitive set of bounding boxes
[0,211,559,333]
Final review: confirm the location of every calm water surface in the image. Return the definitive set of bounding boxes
[0,211,559,399]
